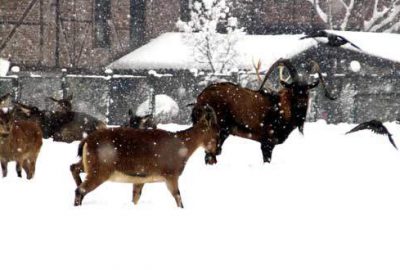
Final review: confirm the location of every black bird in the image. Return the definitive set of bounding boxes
[346,120,397,149]
[300,30,361,50]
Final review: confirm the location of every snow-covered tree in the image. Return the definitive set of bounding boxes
[307,0,400,32]
[176,0,245,75]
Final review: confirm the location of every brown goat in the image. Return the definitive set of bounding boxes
[193,59,335,163]
[0,94,106,143]
[71,105,219,208]
[0,110,42,179]
[70,110,156,188]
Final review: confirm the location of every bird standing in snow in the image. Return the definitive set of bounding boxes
[345,120,397,149]
[300,30,361,50]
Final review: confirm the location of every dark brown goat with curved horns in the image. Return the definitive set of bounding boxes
[71,105,219,208]
[193,58,334,164]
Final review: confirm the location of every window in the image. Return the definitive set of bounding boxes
[94,0,111,48]
[130,0,146,49]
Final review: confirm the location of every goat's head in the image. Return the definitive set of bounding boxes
[12,101,41,117]
[127,109,156,129]
[191,104,220,164]
[46,94,73,112]
[0,93,13,109]
[259,58,336,100]
[280,78,320,96]
[0,109,13,135]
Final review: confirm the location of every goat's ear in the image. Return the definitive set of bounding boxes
[18,106,32,116]
[204,105,217,127]
[141,115,153,126]
[142,114,152,121]
[46,97,59,103]
[0,93,11,103]
[191,106,201,124]
[280,80,293,89]
[307,80,319,89]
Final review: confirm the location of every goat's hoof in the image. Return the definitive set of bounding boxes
[74,190,84,206]
[205,154,217,165]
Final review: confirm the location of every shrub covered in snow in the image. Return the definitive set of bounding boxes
[176,0,245,76]
[136,94,179,124]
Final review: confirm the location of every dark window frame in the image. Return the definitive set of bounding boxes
[93,0,112,48]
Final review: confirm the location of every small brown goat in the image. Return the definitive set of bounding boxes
[71,105,219,208]
[70,110,156,187]
[0,109,42,179]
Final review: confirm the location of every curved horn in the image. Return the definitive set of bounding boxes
[258,58,299,91]
[309,60,337,100]
[46,97,59,103]
[278,59,300,83]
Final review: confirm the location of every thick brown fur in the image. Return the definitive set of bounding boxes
[0,110,43,179]
[71,106,219,208]
[70,112,156,187]
[194,60,320,163]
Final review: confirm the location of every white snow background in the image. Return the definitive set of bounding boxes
[0,120,399,270]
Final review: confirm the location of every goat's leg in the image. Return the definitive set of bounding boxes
[132,184,144,205]
[260,140,275,163]
[16,162,22,178]
[216,128,230,155]
[1,160,8,177]
[22,159,34,180]
[26,158,37,180]
[166,178,183,208]
[70,161,84,187]
[205,127,229,164]
[74,175,107,206]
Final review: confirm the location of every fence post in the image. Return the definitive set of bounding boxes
[148,71,156,118]
[10,66,20,101]
[61,68,68,98]
[232,71,239,85]
[105,68,114,124]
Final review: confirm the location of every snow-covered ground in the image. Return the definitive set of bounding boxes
[0,121,399,270]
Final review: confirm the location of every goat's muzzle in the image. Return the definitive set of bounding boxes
[205,153,217,165]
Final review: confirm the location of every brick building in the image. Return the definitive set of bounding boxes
[0,0,180,72]
[0,0,327,73]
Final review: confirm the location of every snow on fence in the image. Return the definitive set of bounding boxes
[0,68,237,125]
[1,67,399,125]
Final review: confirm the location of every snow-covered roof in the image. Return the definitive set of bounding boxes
[108,32,316,71]
[327,30,400,63]
[107,31,400,72]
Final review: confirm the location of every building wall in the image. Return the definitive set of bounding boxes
[232,0,326,34]
[1,0,328,72]
[0,0,181,72]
